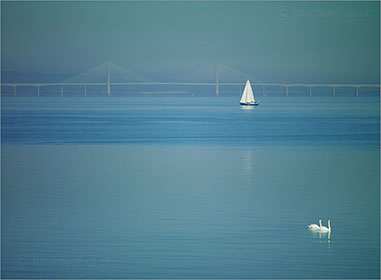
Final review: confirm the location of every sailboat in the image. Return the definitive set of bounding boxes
[240,80,259,106]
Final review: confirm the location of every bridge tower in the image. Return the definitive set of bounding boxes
[107,61,111,96]
[216,61,219,96]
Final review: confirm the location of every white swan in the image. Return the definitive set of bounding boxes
[318,219,331,232]
[308,219,322,230]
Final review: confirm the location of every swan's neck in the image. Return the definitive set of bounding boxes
[319,220,322,228]
[328,220,331,230]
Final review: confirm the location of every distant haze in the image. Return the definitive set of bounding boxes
[1,1,380,83]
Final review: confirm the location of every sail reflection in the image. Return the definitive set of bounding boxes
[241,150,253,180]
[240,105,256,110]
[240,150,255,206]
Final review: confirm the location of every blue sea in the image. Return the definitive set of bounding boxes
[1,96,380,278]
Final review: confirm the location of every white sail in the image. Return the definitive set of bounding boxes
[240,80,255,104]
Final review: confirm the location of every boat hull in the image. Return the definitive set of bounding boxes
[240,102,259,106]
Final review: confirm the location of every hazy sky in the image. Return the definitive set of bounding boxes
[1,1,380,83]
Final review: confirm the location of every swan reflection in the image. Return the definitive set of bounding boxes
[318,230,331,240]
[312,228,331,248]
[319,231,331,249]
[310,225,331,244]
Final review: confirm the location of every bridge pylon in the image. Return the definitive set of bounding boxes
[216,61,219,96]
[107,60,111,96]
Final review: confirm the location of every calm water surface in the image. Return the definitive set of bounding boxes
[1,96,380,278]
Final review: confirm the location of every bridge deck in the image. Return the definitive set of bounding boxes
[2,82,380,88]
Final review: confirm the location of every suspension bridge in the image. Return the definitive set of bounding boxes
[1,60,379,97]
